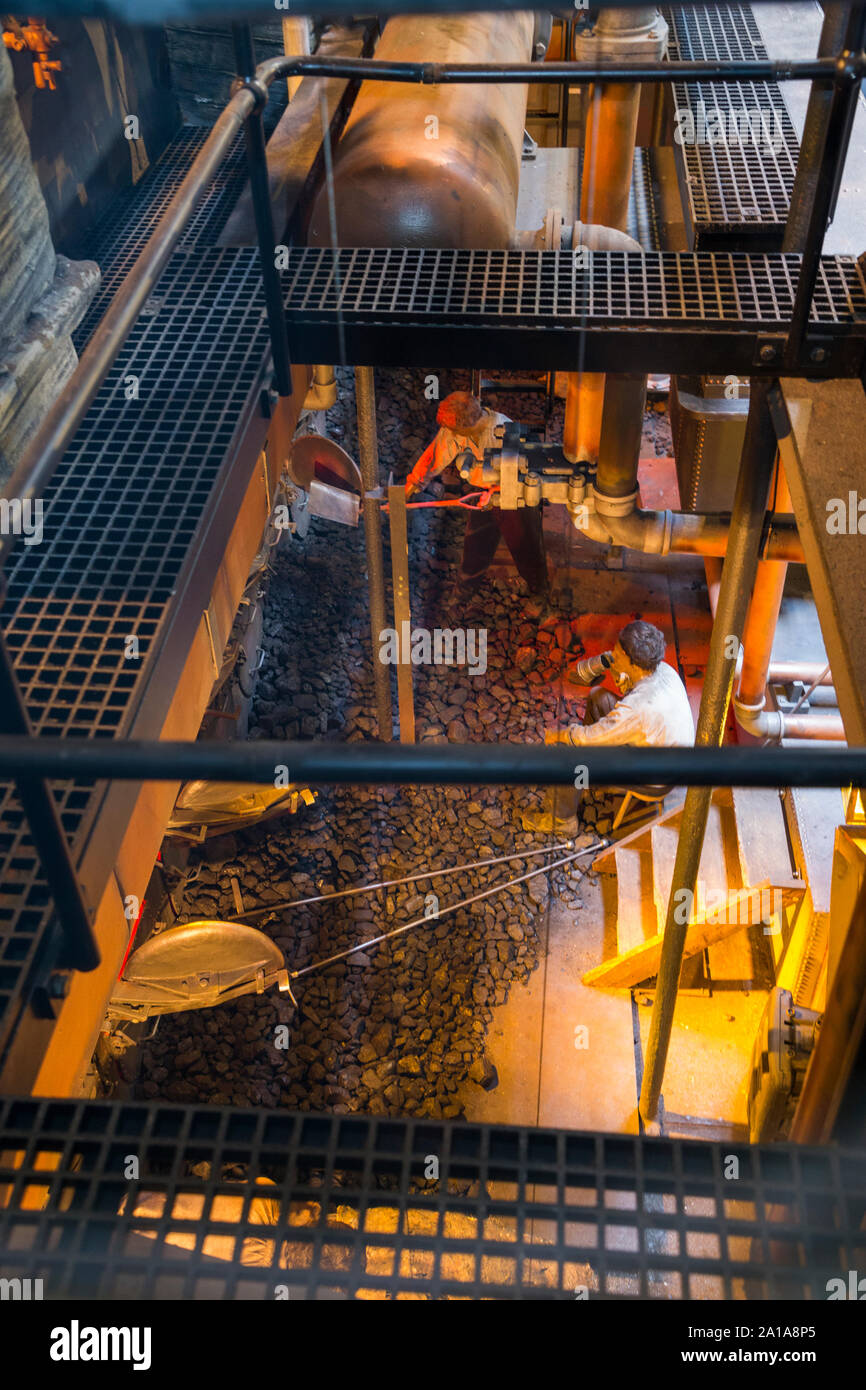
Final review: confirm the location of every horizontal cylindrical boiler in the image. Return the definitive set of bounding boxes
[306,11,535,249]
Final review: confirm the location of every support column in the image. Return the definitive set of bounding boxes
[355,365,393,742]
[639,379,778,1122]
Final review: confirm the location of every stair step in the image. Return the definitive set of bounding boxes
[614,845,657,955]
[594,796,684,875]
[651,802,737,929]
[582,881,770,990]
[732,786,801,892]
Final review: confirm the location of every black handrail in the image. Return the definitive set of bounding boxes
[0,736,861,789]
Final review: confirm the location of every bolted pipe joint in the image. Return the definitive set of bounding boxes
[593,486,671,554]
[573,6,669,62]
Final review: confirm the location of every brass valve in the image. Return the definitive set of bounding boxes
[2,16,61,91]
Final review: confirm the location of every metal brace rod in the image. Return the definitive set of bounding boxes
[639,379,779,1122]
[0,632,98,972]
[255,53,859,86]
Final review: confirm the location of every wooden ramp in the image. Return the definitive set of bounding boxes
[584,788,805,989]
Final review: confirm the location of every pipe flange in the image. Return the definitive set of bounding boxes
[544,207,563,252]
[591,485,640,518]
[573,9,669,63]
[735,695,767,717]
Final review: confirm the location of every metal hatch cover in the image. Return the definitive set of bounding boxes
[287,433,362,494]
[109,920,292,1021]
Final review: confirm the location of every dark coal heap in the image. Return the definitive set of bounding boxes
[136,368,620,1119]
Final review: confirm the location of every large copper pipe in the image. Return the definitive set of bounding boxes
[579,81,641,233]
[306,12,535,249]
[563,79,640,463]
[766,661,833,686]
[563,230,640,465]
[737,460,793,708]
[565,11,656,465]
[779,713,844,739]
[563,371,604,464]
[668,513,803,562]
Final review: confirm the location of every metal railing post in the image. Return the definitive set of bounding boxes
[231,23,293,397]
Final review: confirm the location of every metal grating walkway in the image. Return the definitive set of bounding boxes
[279,246,866,374]
[664,4,799,247]
[1,1097,864,1300]
[0,130,276,1067]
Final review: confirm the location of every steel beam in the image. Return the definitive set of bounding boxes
[775,379,866,746]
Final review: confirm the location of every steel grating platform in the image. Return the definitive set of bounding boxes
[1,1096,864,1300]
[0,129,279,1070]
[278,246,866,375]
[663,4,799,248]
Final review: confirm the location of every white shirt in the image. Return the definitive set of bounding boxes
[564,661,695,747]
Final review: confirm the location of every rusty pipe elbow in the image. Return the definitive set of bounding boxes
[733,696,845,741]
[573,487,672,553]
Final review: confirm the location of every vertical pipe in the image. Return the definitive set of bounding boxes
[232,23,293,398]
[355,366,393,742]
[563,371,604,464]
[595,374,647,496]
[743,11,850,701]
[568,9,656,466]
[736,459,789,709]
[579,81,642,232]
[0,631,98,971]
[639,380,778,1122]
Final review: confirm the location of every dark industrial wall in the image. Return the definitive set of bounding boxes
[164,22,286,126]
[8,20,180,257]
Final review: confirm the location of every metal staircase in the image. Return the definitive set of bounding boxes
[585,787,805,988]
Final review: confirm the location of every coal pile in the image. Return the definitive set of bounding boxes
[136,367,622,1119]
